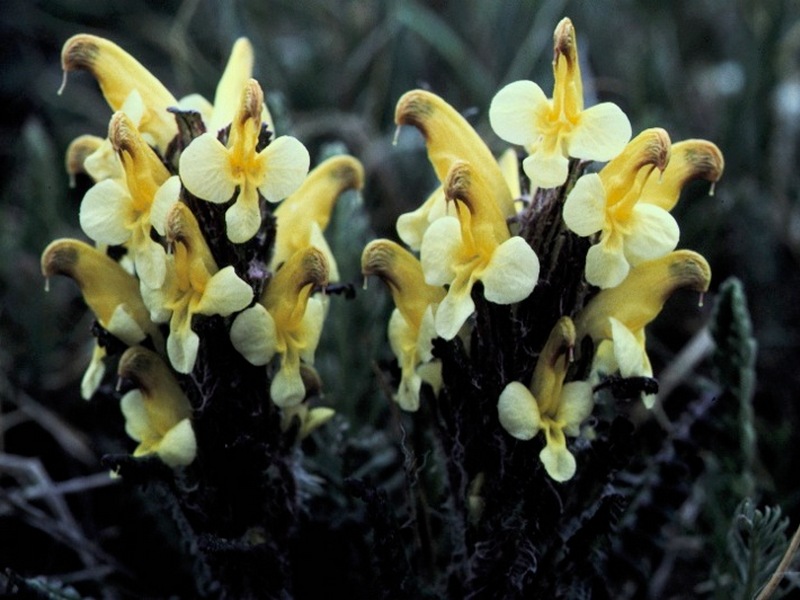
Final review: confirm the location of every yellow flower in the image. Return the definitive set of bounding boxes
[420,161,540,340]
[394,89,517,245]
[179,79,310,243]
[489,17,631,189]
[362,239,445,411]
[574,250,711,407]
[497,317,594,482]
[177,37,275,136]
[78,112,171,289]
[230,247,329,407]
[271,155,364,282]
[41,239,164,399]
[281,404,336,441]
[61,34,178,154]
[152,203,254,374]
[117,346,196,468]
[563,128,675,289]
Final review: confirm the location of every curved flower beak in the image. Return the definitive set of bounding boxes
[65,134,105,184]
[575,249,711,343]
[640,139,725,211]
[272,154,364,281]
[395,89,516,219]
[61,34,178,153]
[41,239,162,348]
[117,346,196,468]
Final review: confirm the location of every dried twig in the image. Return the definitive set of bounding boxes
[756,520,800,600]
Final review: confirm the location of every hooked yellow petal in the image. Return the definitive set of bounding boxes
[61,34,178,152]
[396,89,516,218]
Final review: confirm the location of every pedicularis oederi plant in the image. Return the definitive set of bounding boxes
[43,17,735,599]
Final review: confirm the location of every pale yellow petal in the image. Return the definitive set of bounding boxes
[134,238,167,290]
[434,282,475,341]
[106,303,147,346]
[568,102,631,162]
[177,93,214,126]
[257,136,310,202]
[195,266,253,316]
[308,222,340,283]
[179,133,236,203]
[480,236,539,305]
[489,80,547,146]
[225,187,262,243]
[298,297,325,364]
[585,239,630,289]
[150,176,181,237]
[624,204,680,265]
[420,215,461,286]
[210,38,254,133]
[81,344,106,400]
[396,186,445,251]
[497,381,541,440]
[167,323,200,374]
[559,381,594,436]
[79,179,132,245]
[522,148,570,189]
[156,418,197,468]
[539,429,576,482]
[120,390,150,443]
[271,365,306,407]
[563,173,606,236]
[230,305,277,366]
[610,317,645,378]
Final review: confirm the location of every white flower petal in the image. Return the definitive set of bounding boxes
[179,133,236,203]
[610,317,645,378]
[585,239,630,289]
[559,382,594,436]
[120,390,150,443]
[434,284,475,341]
[168,324,200,374]
[230,305,277,366]
[420,216,461,286]
[568,102,632,162]
[498,381,541,440]
[225,188,262,243]
[79,180,132,244]
[481,236,539,305]
[81,344,106,400]
[195,266,253,316]
[271,365,306,407]
[539,434,577,482]
[624,204,680,265]
[106,304,147,346]
[257,136,310,202]
[489,80,547,146]
[135,238,167,290]
[150,176,181,236]
[563,174,607,236]
[522,149,570,189]
[157,418,197,467]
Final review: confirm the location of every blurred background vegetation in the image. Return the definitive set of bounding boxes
[2,0,800,596]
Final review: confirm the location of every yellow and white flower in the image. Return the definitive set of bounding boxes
[179,79,309,243]
[489,17,631,189]
[117,346,197,468]
[230,246,329,407]
[498,317,594,482]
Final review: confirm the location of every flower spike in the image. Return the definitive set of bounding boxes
[117,346,197,468]
[271,154,364,281]
[61,34,178,153]
[395,89,516,219]
[231,247,330,407]
[489,17,631,189]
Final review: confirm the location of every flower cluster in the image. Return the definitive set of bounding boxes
[44,35,361,466]
[363,17,722,481]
